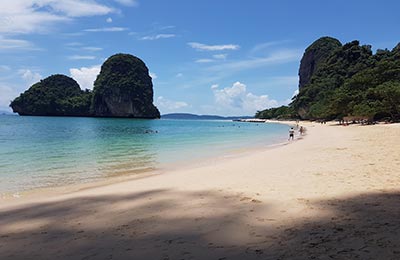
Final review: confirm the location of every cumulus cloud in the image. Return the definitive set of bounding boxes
[149,72,157,79]
[18,69,42,86]
[140,34,176,40]
[282,88,300,105]
[0,1,116,34]
[156,96,189,112]
[106,17,113,23]
[211,82,278,115]
[0,69,42,109]
[69,65,101,90]
[188,42,240,51]
[0,85,18,110]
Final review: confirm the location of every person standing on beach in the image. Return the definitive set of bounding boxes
[299,126,304,135]
[288,127,295,141]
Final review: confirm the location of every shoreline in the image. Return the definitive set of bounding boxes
[0,121,298,203]
[0,121,295,202]
[2,122,399,259]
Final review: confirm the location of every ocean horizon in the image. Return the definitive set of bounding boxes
[0,115,289,194]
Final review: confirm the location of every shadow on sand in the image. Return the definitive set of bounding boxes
[1,189,399,259]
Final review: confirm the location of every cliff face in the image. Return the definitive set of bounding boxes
[298,37,342,89]
[92,54,160,118]
[10,74,92,116]
[292,38,399,121]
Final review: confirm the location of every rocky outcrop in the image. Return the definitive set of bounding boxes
[298,37,342,89]
[10,74,92,116]
[10,53,160,119]
[92,54,160,118]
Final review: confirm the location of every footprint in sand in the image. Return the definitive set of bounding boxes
[239,197,262,203]
[240,196,252,201]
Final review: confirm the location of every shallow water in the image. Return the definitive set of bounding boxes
[0,115,289,193]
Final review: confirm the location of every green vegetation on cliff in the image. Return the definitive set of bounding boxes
[10,53,160,118]
[92,53,160,118]
[298,36,342,89]
[256,37,400,122]
[10,75,92,116]
[255,106,296,119]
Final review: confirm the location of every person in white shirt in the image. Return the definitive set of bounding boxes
[288,127,295,141]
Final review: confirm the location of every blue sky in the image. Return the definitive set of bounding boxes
[1,0,399,115]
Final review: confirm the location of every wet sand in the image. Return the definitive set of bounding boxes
[1,122,400,259]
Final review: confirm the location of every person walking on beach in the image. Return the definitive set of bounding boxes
[288,127,295,141]
[299,126,304,135]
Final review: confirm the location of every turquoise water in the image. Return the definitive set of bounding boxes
[0,115,289,193]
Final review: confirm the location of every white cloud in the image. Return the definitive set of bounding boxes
[140,34,176,40]
[66,42,82,47]
[106,17,113,23]
[149,72,157,79]
[113,0,138,6]
[70,65,101,90]
[18,69,42,86]
[282,88,299,105]
[211,82,278,115]
[46,1,114,17]
[0,84,18,110]
[68,55,96,60]
[213,54,227,60]
[0,65,11,72]
[0,37,38,51]
[84,27,128,32]
[82,46,103,51]
[207,49,301,73]
[188,42,240,51]
[156,96,189,112]
[0,1,116,34]
[250,40,291,56]
[194,54,227,64]
[176,73,183,78]
[195,59,214,63]
[0,69,42,109]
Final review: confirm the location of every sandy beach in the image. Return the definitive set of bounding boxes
[1,122,400,259]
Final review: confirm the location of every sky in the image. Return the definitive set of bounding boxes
[1,0,399,116]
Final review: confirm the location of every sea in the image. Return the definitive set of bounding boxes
[0,115,290,194]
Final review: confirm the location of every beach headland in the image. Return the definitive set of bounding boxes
[1,122,400,259]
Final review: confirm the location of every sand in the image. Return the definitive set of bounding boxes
[1,122,400,259]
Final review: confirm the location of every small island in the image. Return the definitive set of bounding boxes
[10,53,160,119]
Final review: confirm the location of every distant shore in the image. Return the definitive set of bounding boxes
[1,122,400,259]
